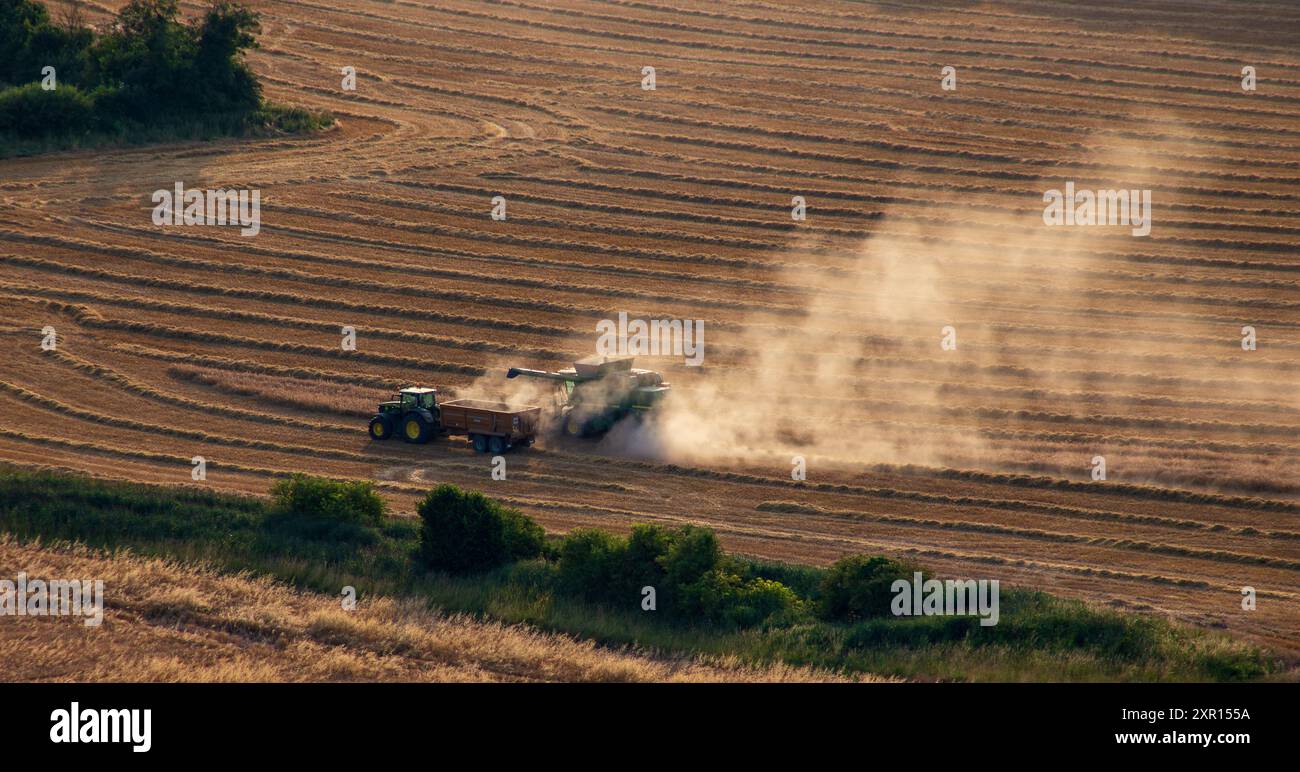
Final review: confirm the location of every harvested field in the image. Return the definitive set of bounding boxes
[2,0,1299,660]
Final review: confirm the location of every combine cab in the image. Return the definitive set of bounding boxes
[506,355,670,437]
[369,387,539,453]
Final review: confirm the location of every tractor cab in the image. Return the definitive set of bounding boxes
[378,387,437,413]
[398,387,438,411]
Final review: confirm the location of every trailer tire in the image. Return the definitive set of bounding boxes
[368,416,392,440]
[471,433,488,453]
[488,435,506,454]
[402,415,431,444]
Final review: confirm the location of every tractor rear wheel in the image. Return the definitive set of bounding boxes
[368,416,392,440]
[402,415,431,444]
[488,435,507,454]
[471,433,489,453]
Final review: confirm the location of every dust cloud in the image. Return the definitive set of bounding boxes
[605,131,1291,490]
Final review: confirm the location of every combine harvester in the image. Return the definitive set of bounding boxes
[506,355,670,437]
[368,387,540,453]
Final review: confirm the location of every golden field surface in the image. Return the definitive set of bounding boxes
[1,0,1299,658]
[0,537,854,681]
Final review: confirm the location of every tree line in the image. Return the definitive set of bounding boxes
[0,0,325,145]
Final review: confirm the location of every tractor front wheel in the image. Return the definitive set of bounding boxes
[369,416,392,440]
[402,415,431,444]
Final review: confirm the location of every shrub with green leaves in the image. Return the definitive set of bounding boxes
[269,474,386,526]
[675,569,800,627]
[660,526,721,588]
[817,554,919,622]
[557,527,628,599]
[557,522,798,626]
[416,484,544,574]
[0,82,94,137]
[557,524,671,605]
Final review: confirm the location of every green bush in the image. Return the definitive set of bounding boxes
[557,522,798,626]
[818,554,919,622]
[730,576,801,627]
[416,484,544,574]
[675,569,801,626]
[557,524,671,607]
[0,82,94,137]
[660,526,721,587]
[557,528,626,599]
[269,474,386,526]
[625,523,674,580]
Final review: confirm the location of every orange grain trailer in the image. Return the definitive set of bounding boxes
[439,399,541,453]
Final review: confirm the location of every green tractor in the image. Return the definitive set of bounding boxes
[369,387,542,451]
[369,387,440,444]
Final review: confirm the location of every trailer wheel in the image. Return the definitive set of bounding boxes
[368,416,392,440]
[488,435,506,454]
[402,415,431,444]
[471,433,488,453]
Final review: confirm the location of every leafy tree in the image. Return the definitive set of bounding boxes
[416,484,545,574]
[0,0,53,86]
[88,0,197,119]
[0,0,91,88]
[817,554,919,622]
[192,0,261,113]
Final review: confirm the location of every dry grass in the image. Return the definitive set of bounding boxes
[0,536,865,683]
